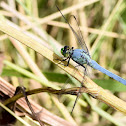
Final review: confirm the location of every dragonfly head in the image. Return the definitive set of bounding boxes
[61,46,71,57]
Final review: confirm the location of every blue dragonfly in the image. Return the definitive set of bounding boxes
[56,6,126,85]
[56,6,126,112]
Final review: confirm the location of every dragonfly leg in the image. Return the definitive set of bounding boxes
[89,93,98,99]
[55,57,69,61]
[78,63,86,70]
[55,56,71,66]
[59,55,72,66]
[60,56,71,66]
[66,57,71,66]
[62,57,69,61]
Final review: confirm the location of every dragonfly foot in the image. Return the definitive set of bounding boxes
[89,93,98,99]
[54,58,69,66]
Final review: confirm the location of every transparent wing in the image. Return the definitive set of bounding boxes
[58,68,78,103]
[56,5,90,112]
[68,15,90,57]
[56,5,90,57]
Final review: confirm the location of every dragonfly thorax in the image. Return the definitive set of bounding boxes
[71,49,91,65]
[61,46,92,66]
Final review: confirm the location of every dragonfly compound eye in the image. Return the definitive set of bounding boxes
[61,46,70,57]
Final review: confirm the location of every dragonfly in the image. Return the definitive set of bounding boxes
[56,6,126,112]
